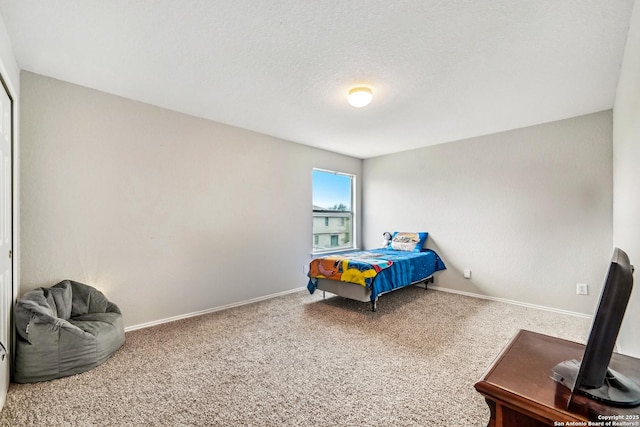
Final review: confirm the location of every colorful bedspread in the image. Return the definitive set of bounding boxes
[308,252,394,288]
[307,248,446,302]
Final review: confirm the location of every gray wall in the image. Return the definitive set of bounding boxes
[20,71,362,328]
[613,0,640,357]
[363,111,613,315]
[18,71,621,334]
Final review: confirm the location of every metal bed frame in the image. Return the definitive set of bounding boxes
[316,275,435,311]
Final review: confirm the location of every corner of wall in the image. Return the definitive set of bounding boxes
[612,0,640,358]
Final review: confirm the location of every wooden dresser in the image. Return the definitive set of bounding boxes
[474,329,640,426]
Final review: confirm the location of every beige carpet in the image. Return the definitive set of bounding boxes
[0,287,589,426]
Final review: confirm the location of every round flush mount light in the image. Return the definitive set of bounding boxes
[347,87,373,108]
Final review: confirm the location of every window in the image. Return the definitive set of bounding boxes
[312,168,355,252]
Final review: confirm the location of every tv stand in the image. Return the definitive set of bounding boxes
[474,330,640,426]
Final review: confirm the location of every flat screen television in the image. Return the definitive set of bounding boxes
[552,247,640,407]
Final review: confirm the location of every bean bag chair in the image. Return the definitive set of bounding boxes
[13,280,125,383]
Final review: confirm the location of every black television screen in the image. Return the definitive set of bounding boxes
[552,247,640,407]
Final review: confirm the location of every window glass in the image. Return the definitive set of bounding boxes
[312,169,354,252]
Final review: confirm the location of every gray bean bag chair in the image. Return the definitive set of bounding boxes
[14,280,125,383]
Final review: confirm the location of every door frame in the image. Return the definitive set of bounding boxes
[0,68,15,411]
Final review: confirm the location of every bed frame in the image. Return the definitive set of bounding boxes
[315,275,435,311]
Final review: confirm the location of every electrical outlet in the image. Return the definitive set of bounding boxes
[463,269,472,279]
[576,283,589,296]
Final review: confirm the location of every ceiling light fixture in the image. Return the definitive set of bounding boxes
[347,87,373,108]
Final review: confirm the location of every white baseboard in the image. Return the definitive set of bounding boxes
[124,286,307,332]
[429,285,592,320]
[126,283,591,332]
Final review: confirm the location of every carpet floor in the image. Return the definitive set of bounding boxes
[0,287,589,426]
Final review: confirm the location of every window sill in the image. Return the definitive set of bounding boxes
[310,248,360,258]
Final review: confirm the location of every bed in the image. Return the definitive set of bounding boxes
[307,233,446,311]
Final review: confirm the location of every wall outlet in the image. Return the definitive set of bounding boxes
[463,269,472,279]
[576,283,589,296]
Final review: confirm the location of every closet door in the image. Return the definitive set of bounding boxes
[0,73,13,411]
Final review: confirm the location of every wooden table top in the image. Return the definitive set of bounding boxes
[474,329,640,423]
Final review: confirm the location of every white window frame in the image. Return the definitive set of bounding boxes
[312,168,356,254]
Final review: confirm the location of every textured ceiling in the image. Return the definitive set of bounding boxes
[0,1,635,159]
